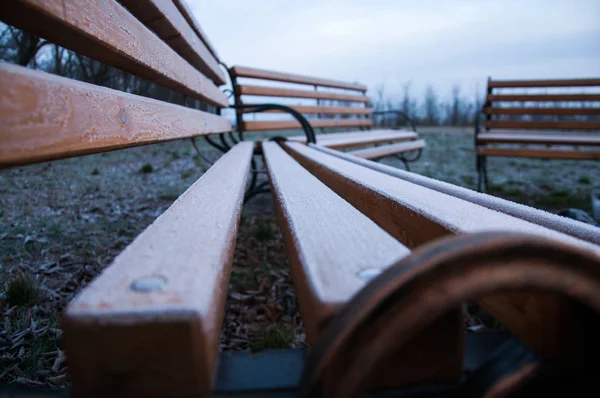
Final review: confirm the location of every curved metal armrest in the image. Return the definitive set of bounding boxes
[371,110,417,132]
[230,104,316,144]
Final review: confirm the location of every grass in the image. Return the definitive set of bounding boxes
[579,175,591,185]
[249,323,296,351]
[550,190,570,198]
[3,273,42,307]
[180,168,195,180]
[229,267,258,291]
[139,163,154,174]
[158,188,183,201]
[460,175,475,186]
[253,223,275,242]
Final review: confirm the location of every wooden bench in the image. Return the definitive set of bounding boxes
[475,77,600,190]
[228,65,426,170]
[2,2,600,397]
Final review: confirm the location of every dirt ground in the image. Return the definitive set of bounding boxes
[1,129,599,388]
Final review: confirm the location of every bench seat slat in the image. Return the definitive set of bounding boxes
[243,105,372,115]
[120,0,226,85]
[477,132,600,146]
[63,142,254,397]
[242,118,373,132]
[238,85,370,102]
[349,139,426,159]
[0,0,227,106]
[476,147,600,160]
[262,142,463,385]
[284,143,600,251]
[313,145,600,245]
[0,64,231,167]
[484,107,600,116]
[262,142,411,342]
[231,65,367,91]
[291,130,418,150]
[283,141,600,358]
[487,94,600,102]
[486,120,600,130]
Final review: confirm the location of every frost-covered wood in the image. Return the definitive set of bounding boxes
[263,142,411,342]
[284,141,600,358]
[0,64,231,167]
[63,142,253,397]
[313,144,600,245]
[0,0,227,106]
[120,0,226,85]
[349,140,426,159]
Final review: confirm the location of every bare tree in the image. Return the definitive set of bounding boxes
[400,82,418,120]
[423,85,440,125]
[1,26,49,67]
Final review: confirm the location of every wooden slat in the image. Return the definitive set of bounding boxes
[310,144,600,245]
[477,133,600,146]
[231,65,367,91]
[289,130,391,142]
[484,107,600,116]
[119,0,226,85]
[0,0,227,107]
[262,142,462,385]
[63,141,253,397]
[242,118,373,132]
[172,0,221,61]
[318,131,418,150]
[262,141,411,341]
[486,120,600,130]
[349,139,426,159]
[242,105,372,115]
[487,94,600,102]
[283,141,600,358]
[238,85,370,102]
[0,64,231,167]
[289,130,419,150]
[488,78,600,88]
[476,147,600,160]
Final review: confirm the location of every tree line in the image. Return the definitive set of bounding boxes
[371,83,482,127]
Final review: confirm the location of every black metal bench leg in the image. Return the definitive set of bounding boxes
[477,155,484,192]
[399,156,410,171]
[482,157,489,191]
[477,155,489,192]
[393,148,422,171]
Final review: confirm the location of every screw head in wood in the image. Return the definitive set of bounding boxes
[356,268,382,281]
[130,275,167,292]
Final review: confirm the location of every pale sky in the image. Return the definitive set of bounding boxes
[190,0,600,101]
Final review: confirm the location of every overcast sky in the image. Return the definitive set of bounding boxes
[191,0,600,101]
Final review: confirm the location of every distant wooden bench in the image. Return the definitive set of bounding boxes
[2,2,600,398]
[475,78,600,190]
[228,65,426,170]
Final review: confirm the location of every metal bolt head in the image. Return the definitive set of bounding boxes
[356,268,382,281]
[130,276,167,293]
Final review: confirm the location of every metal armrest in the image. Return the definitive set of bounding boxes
[371,110,417,132]
[231,103,317,144]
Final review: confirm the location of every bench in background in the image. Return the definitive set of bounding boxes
[228,65,426,170]
[475,77,600,190]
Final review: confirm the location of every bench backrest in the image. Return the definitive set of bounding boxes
[229,65,374,134]
[483,78,600,132]
[0,0,230,167]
